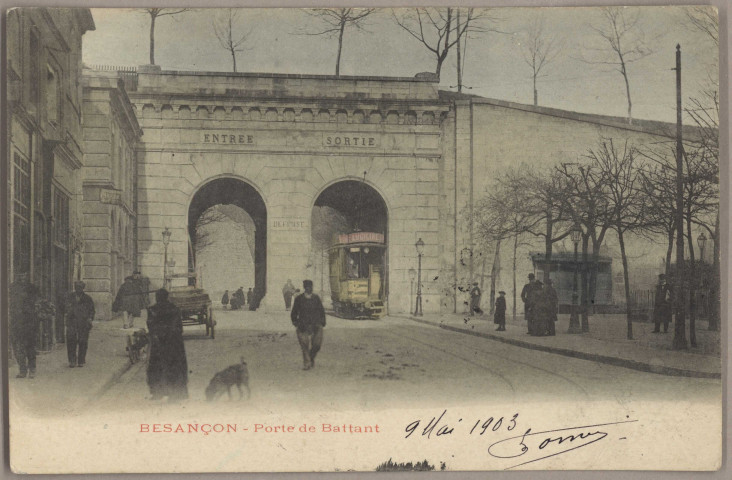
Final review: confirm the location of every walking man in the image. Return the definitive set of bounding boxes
[494,291,506,331]
[147,288,188,402]
[113,274,145,329]
[9,277,40,378]
[290,280,326,370]
[521,273,537,334]
[545,279,559,336]
[469,282,483,316]
[653,274,672,333]
[66,281,95,368]
[282,279,296,311]
[221,290,229,309]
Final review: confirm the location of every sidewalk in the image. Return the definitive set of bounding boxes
[8,317,135,415]
[399,312,721,379]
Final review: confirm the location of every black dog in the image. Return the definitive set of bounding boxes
[205,357,250,401]
[125,329,149,364]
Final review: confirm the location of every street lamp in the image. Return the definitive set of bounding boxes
[568,222,582,334]
[697,232,707,264]
[408,267,416,313]
[162,227,171,290]
[414,238,424,316]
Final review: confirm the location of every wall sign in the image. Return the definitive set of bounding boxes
[323,134,379,147]
[202,132,255,145]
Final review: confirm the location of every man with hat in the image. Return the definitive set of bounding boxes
[290,279,326,370]
[521,273,538,334]
[66,281,95,367]
[469,281,483,316]
[113,272,145,329]
[544,279,559,336]
[653,273,672,333]
[494,291,507,331]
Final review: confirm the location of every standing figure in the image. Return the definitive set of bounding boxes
[9,278,40,378]
[521,273,537,334]
[652,274,672,333]
[221,290,230,309]
[528,280,545,336]
[544,279,559,336]
[282,279,296,311]
[494,291,506,331]
[113,274,145,329]
[246,288,254,309]
[469,282,483,316]
[146,289,188,402]
[66,281,95,368]
[290,280,326,370]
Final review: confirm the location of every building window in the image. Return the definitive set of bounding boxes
[46,65,60,123]
[29,31,40,112]
[12,152,31,280]
[53,187,69,249]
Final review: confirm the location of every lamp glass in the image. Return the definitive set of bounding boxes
[415,238,424,255]
[570,223,582,244]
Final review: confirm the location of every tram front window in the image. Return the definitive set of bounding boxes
[345,247,383,279]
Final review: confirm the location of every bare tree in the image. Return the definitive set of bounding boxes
[300,8,376,76]
[578,7,655,124]
[194,206,230,253]
[213,9,254,73]
[680,6,718,46]
[142,8,191,65]
[587,139,648,339]
[521,14,563,106]
[393,8,499,79]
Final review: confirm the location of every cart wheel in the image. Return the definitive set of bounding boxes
[208,306,215,339]
[126,336,135,364]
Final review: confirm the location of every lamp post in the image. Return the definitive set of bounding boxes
[568,222,582,334]
[408,267,416,313]
[162,227,171,290]
[697,232,707,265]
[414,238,424,316]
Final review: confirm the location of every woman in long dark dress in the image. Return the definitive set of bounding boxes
[146,289,188,402]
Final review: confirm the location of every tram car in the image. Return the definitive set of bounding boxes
[328,232,387,319]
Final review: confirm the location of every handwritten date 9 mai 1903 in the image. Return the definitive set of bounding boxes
[405,410,637,469]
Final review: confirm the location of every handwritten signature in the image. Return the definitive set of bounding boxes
[487,419,637,469]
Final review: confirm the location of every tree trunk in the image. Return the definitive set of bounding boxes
[456,10,462,92]
[621,61,632,124]
[335,21,345,76]
[544,209,553,284]
[709,211,720,330]
[231,48,237,73]
[489,240,501,315]
[618,226,632,339]
[149,14,156,65]
[533,74,538,106]
[512,234,518,322]
[580,234,589,331]
[665,228,674,274]
[686,210,696,347]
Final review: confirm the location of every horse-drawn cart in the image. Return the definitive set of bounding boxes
[167,271,215,339]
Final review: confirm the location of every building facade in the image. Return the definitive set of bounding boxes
[80,70,143,318]
[6,9,95,335]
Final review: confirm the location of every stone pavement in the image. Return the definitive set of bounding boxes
[399,312,721,379]
[8,315,136,414]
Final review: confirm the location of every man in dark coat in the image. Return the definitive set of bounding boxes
[246,287,254,308]
[469,282,483,316]
[221,290,230,309]
[113,274,145,329]
[652,274,672,333]
[9,278,40,378]
[290,280,326,370]
[528,280,545,336]
[146,289,188,402]
[494,291,506,331]
[66,281,95,368]
[521,273,537,334]
[545,279,559,336]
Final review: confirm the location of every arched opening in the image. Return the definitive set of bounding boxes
[312,180,388,317]
[188,178,266,308]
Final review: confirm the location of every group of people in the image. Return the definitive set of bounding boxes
[222,287,254,310]
[521,273,559,337]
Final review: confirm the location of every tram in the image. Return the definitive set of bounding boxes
[328,232,387,319]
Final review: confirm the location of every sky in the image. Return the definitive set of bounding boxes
[81,6,720,124]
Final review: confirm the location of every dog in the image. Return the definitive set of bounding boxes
[205,357,250,401]
[125,328,149,364]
